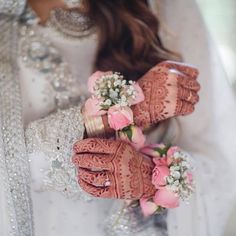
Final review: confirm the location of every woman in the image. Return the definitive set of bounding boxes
[0,0,233,236]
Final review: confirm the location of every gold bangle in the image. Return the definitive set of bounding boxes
[82,108,106,138]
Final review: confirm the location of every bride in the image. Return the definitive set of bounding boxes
[0,0,235,236]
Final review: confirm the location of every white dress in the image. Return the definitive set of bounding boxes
[1,0,236,236]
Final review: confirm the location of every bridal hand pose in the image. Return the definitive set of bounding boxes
[2,0,234,236]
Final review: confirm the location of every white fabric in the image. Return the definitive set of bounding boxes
[20,25,116,236]
[158,1,236,236]
[1,0,233,235]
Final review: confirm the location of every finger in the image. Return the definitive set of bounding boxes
[176,101,195,116]
[78,178,113,198]
[158,61,199,80]
[178,87,199,104]
[79,168,111,187]
[178,77,201,92]
[72,153,114,171]
[73,138,119,155]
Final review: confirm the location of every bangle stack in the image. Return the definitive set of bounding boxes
[82,108,106,138]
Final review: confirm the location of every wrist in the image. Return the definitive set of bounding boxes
[141,156,156,198]
[82,106,115,138]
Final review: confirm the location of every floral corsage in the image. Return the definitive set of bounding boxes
[84,71,146,148]
[140,144,194,217]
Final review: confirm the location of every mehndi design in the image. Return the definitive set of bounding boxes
[133,61,200,129]
[73,138,156,199]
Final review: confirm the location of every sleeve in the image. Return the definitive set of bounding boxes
[25,106,92,201]
[0,0,26,16]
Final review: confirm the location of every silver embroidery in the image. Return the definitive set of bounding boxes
[105,202,168,236]
[25,106,92,201]
[0,0,26,16]
[20,8,92,201]
[63,0,82,8]
[19,24,85,110]
[0,1,34,235]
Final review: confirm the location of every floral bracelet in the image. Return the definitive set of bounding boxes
[140,144,194,217]
[83,70,145,141]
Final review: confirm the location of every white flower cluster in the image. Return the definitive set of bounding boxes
[166,151,194,201]
[93,72,137,109]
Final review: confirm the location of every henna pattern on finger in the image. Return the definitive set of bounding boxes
[133,61,200,129]
[73,139,156,200]
[78,169,111,187]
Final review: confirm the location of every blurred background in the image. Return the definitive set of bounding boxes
[196,0,236,235]
[197,0,236,87]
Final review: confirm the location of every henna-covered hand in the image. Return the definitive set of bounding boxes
[132,61,200,129]
[72,138,156,200]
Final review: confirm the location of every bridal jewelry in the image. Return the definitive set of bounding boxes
[64,0,83,8]
[83,112,106,138]
[47,8,95,40]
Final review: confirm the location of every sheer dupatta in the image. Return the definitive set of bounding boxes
[155,1,236,236]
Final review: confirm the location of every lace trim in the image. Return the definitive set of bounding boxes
[25,106,92,201]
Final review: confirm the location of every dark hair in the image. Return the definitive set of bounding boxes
[86,0,179,80]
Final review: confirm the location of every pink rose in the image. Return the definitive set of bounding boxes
[167,146,181,157]
[84,97,107,116]
[108,105,133,131]
[153,157,168,166]
[130,83,145,105]
[88,71,112,94]
[141,144,166,158]
[152,165,170,189]
[154,188,180,208]
[119,125,146,150]
[140,198,158,217]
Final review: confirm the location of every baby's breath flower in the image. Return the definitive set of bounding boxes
[104,99,112,106]
[109,89,118,99]
[91,71,140,109]
[114,80,122,87]
[122,80,126,86]
[171,171,181,180]
[167,176,174,184]
[121,95,127,101]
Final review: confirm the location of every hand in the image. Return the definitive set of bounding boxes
[132,61,200,129]
[72,138,156,200]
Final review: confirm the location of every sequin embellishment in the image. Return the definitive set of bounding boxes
[26,106,93,201]
[19,24,85,109]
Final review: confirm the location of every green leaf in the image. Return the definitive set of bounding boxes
[126,128,133,141]
[154,206,166,214]
[153,143,172,156]
[122,126,130,132]
[154,147,167,156]
[100,105,109,110]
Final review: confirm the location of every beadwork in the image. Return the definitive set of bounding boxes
[64,0,82,8]
[25,106,93,201]
[0,0,34,235]
[19,24,86,109]
[47,8,95,40]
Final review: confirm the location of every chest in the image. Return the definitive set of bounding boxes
[18,24,98,125]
